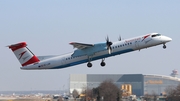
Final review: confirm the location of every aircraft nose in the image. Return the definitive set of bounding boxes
[166,37,172,42]
[162,36,172,43]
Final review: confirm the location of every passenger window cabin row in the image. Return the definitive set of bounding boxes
[66,42,133,60]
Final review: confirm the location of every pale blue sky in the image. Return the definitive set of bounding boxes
[0,0,180,91]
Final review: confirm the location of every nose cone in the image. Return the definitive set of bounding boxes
[162,36,172,43]
[166,37,172,42]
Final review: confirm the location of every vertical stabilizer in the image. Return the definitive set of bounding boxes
[8,42,40,66]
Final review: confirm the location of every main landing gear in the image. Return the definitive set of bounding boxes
[87,56,93,68]
[163,44,167,49]
[87,57,106,68]
[100,58,106,67]
[87,62,92,68]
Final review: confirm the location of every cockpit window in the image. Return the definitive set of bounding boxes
[151,34,161,37]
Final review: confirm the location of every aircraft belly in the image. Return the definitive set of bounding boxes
[91,48,134,61]
[50,48,134,69]
[21,57,63,70]
[22,46,136,69]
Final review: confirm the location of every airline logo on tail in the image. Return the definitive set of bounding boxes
[19,51,27,60]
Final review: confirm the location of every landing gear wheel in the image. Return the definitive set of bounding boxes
[87,62,92,68]
[163,44,166,49]
[100,61,106,67]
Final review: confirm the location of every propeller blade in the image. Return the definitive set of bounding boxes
[118,35,121,41]
[106,36,109,42]
[108,48,111,54]
[108,47,112,54]
[106,35,113,54]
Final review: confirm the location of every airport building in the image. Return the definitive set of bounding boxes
[70,73,180,96]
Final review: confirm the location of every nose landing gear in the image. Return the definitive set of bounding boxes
[163,44,166,49]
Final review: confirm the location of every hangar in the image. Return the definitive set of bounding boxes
[70,74,180,96]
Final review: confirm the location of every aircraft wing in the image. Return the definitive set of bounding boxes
[69,42,94,50]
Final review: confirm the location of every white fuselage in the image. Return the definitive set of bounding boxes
[21,33,172,70]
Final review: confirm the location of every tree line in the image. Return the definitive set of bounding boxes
[72,80,123,101]
[72,80,180,101]
[165,84,180,101]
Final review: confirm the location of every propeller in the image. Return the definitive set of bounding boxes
[118,35,121,41]
[106,36,113,54]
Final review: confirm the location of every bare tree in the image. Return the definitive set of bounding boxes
[79,80,122,101]
[143,91,158,101]
[165,84,180,101]
[143,94,151,101]
[98,80,120,101]
[80,87,93,101]
[57,96,63,101]
[175,84,180,98]
[165,85,176,96]
[151,91,157,101]
[72,89,79,100]
[117,89,123,101]
[92,87,101,101]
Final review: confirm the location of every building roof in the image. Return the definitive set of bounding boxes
[144,74,180,81]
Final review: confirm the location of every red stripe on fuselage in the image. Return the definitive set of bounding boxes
[142,35,150,41]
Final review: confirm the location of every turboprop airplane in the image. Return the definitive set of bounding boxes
[8,33,172,70]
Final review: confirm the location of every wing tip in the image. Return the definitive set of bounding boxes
[69,42,73,44]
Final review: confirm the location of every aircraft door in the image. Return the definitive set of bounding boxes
[135,40,139,49]
[61,57,66,65]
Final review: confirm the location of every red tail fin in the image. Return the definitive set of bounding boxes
[8,42,40,66]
